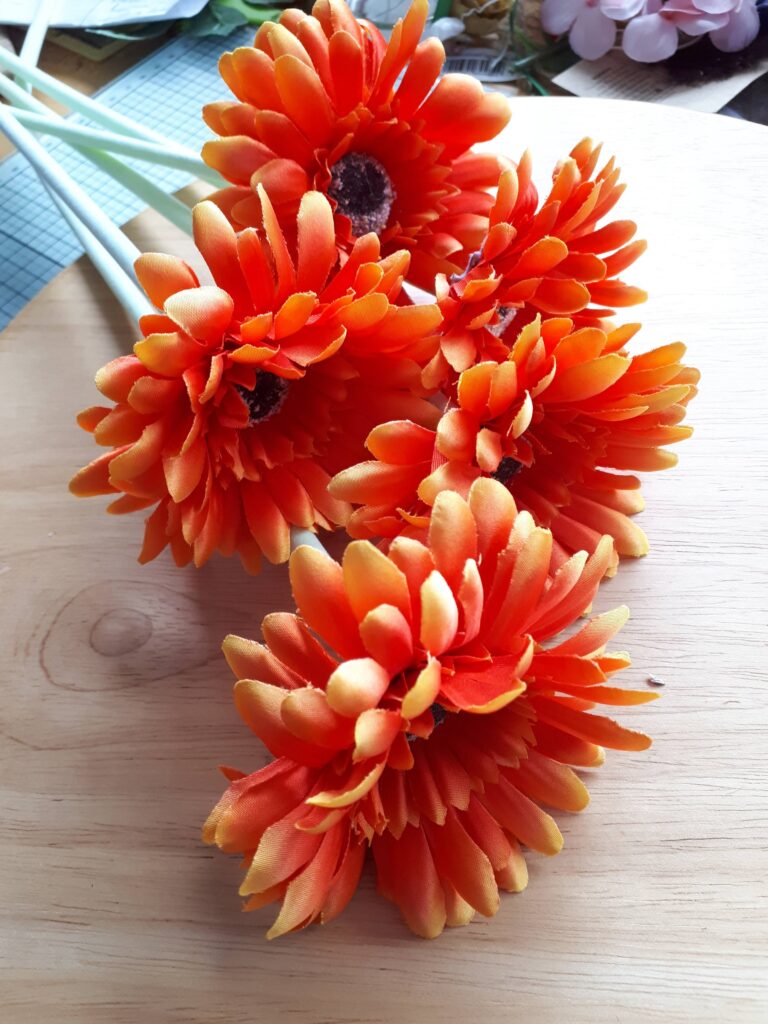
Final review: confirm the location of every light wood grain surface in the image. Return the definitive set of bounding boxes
[1,97,767,1024]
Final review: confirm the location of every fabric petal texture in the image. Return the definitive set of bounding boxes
[205,481,659,938]
[569,6,618,60]
[66,0,699,943]
[330,140,698,569]
[71,193,442,571]
[622,13,681,61]
[201,0,511,289]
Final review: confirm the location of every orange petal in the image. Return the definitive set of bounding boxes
[544,353,631,403]
[307,758,386,808]
[353,708,402,762]
[366,420,436,465]
[69,448,122,497]
[436,408,476,462]
[401,657,442,720]
[222,633,304,688]
[428,489,478,591]
[134,252,198,309]
[261,610,337,682]
[297,190,337,292]
[266,825,345,939]
[359,604,414,676]
[239,807,322,896]
[481,777,563,855]
[234,680,333,766]
[134,332,203,377]
[513,749,590,812]
[273,291,317,339]
[419,571,459,656]
[163,436,206,503]
[549,605,629,658]
[534,697,652,751]
[202,135,275,185]
[192,201,252,316]
[440,661,526,715]
[251,157,308,206]
[326,658,391,717]
[289,545,363,659]
[281,687,355,748]
[342,541,411,622]
[242,480,290,564]
[273,53,334,145]
[163,286,233,346]
[425,809,499,917]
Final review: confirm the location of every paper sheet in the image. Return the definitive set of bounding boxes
[554,50,768,114]
[0,0,207,28]
[349,0,441,26]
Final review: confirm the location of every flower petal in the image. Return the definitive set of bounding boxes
[326,658,391,717]
[622,14,680,62]
[419,571,459,656]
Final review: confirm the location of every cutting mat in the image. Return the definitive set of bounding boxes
[0,26,251,329]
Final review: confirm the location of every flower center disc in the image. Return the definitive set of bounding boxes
[328,152,395,237]
[236,371,289,425]
[492,456,523,485]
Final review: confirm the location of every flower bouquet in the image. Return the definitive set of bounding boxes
[2,0,699,938]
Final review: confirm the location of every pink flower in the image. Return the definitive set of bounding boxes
[707,0,761,50]
[622,0,681,60]
[622,0,760,61]
[541,0,618,59]
[543,0,760,63]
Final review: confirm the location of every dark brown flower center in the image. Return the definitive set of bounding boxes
[492,456,523,485]
[235,372,289,425]
[406,702,447,743]
[430,702,447,728]
[328,152,395,237]
[488,304,517,338]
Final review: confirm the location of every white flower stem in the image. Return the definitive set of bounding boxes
[0,43,180,148]
[0,103,141,279]
[16,0,56,88]
[0,77,194,234]
[47,188,154,324]
[84,147,194,234]
[290,528,329,554]
[10,0,153,326]
[11,108,226,187]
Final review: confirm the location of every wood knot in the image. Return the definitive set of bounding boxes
[90,608,152,656]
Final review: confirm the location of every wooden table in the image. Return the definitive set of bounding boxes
[1,97,767,1024]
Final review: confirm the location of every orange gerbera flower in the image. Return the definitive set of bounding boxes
[202,0,511,289]
[205,482,657,938]
[330,315,699,563]
[426,139,649,387]
[69,194,441,572]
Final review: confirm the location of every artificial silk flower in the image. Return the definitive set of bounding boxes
[70,194,441,572]
[545,0,761,63]
[662,0,761,51]
[541,0,619,59]
[205,482,657,938]
[330,314,698,563]
[423,139,648,388]
[201,0,511,289]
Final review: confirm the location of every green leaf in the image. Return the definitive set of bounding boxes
[182,0,286,37]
